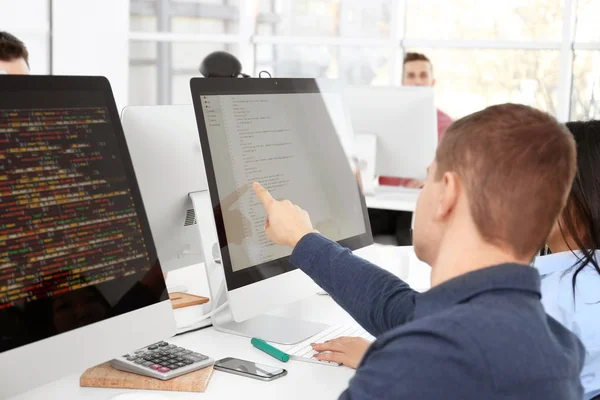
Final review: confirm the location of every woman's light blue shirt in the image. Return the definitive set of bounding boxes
[535,251,600,400]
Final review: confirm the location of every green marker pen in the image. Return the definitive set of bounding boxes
[251,338,290,362]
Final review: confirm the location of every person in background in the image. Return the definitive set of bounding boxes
[253,104,584,399]
[368,52,452,245]
[0,31,30,75]
[536,120,600,400]
[400,53,453,137]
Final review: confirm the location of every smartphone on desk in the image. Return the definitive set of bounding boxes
[214,357,287,381]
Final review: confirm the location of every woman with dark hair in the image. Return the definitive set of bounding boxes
[536,120,600,400]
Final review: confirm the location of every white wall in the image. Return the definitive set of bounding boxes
[0,0,50,74]
[52,0,130,110]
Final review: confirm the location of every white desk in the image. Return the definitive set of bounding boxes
[365,190,420,212]
[12,246,431,400]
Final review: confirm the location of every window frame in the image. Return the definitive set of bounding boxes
[127,0,600,120]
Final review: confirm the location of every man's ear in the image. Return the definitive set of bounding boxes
[435,171,459,221]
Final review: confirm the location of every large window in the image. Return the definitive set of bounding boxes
[570,0,600,120]
[128,0,600,121]
[414,49,560,119]
[405,0,562,41]
[575,0,600,42]
[129,0,240,105]
[571,51,600,120]
[254,45,391,85]
[255,0,392,37]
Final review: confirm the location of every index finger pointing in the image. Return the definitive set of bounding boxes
[253,182,275,209]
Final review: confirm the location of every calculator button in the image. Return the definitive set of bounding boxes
[176,362,186,367]
[158,367,170,373]
[158,342,168,347]
[169,364,180,370]
[166,345,176,349]
[149,364,160,370]
[148,345,158,350]
[181,350,192,355]
[134,359,145,364]
[142,361,153,367]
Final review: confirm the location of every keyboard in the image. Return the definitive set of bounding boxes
[110,341,214,380]
[287,325,375,366]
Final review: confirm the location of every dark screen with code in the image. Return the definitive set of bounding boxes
[0,87,166,353]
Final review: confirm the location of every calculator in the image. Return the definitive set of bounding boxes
[110,341,214,380]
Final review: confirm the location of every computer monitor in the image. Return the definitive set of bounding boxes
[0,76,176,398]
[343,85,438,181]
[121,105,208,275]
[190,78,372,344]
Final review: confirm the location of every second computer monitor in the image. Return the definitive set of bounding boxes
[190,78,373,325]
[121,105,208,274]
[344,86,438,180]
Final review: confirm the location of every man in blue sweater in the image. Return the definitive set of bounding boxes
[253,104,585,399]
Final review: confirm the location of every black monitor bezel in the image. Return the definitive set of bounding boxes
[190,78,373,291]
[0,75,168,352]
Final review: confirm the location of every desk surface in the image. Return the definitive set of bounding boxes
[12,246,431,400]
[12,296,357,400]
[365,190,420,212]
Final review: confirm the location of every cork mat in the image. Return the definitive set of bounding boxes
[80,362,213,393]
[169,292,209,309]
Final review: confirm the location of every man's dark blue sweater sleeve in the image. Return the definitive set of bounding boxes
[290,233,418,336]
[338,317,489,400]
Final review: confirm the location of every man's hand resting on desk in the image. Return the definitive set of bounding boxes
[311,337,371,369]
[253,182,318,248]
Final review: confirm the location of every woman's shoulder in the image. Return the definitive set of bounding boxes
[534,251,585,276]
[537,251,600,323]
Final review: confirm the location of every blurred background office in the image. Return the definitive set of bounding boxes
[2,0,599,121]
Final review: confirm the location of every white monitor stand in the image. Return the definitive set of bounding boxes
[189,190,329,345]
